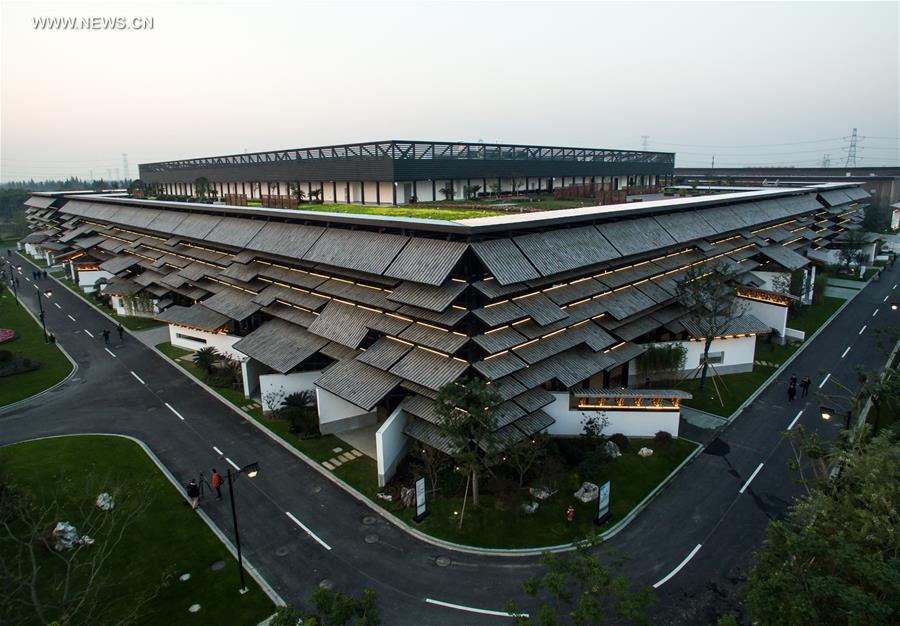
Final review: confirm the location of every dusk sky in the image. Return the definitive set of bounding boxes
[1,0,898,181]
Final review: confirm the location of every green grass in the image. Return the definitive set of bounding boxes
[374,439,697,549]
[301,203,504,220]
[788,297,844,336]
[0,436,273,626]
[53,274,165,330]
[0,286,73,406]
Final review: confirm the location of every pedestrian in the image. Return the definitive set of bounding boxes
[116,322,124,341]
[800,376,811,398]
[210,468,223,501]
[48,333,56,344]
[566,504,575,523]
[42,270,47,279]
[644,377,652,389]
[102,329,111,345]
[788,381,797,402]
[186,479,200,509]
[789,373,798,388]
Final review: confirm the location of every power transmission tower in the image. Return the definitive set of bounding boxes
[711,155,715,169]
[640,135,649,151]
[122,153,129,182]
[844,128,859,167]
[821,154,831,167]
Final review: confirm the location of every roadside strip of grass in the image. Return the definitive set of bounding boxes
[0,286,73,407]
[51,272,165,330]
[0,435,273,626]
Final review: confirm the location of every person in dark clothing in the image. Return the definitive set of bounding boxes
[800,376,811,398]
[42,270,47,279]
[210,469,223,501]
[116,323,124,341]
[186,480,200,509]
[48,333,56,344]
[789,373,798,388]
[788,381,797,402]
[102,329,111,345]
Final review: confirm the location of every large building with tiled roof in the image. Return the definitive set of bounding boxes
[22,182,869,485]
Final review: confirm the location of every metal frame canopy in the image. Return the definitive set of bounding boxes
[138,139,675,183]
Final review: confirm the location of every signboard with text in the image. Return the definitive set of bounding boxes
[414,477,429,522]
[596,481,611,525]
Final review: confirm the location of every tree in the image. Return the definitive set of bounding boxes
[0,479,162,626]
[270,586,379,626]
[463,184,482,201]
[676,261,747,391]
[504,432,550,487]
[194,177,211,200]
[439,183,455,201]
[126,180,145,197]
[288,183,306,205]
[434,377,501,510]
[192,346,220,375]
[308,187,323,203]
[838,229,868,270]
[506,538,656,626]
[745,432,900,626]
[489,182,502,197]
[281,390,318,438]
[410,443,451,496]
[635,343,687,384]
[855,367,900,435]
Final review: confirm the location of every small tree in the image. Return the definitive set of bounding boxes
[192,346,220,375]
[270,586,379,626]
[463,184,482,201]
[506,538,657,625]
[410,444,452,496]
[439,184,455,201]
[838,230,868,270]
[489,182,502,197]
[288,183,306,205]
[127,179,145,197]
[504,432,550,487]
[676,261,747,391]
[635,343,687,384]
[434,377,501,510]
[194,177,211,200]
[308,187,323,203]
[281,390,319,438]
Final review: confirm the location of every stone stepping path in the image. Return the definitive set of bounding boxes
[754,360,779,368]
[321,448,363,471]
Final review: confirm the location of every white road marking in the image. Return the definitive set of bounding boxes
[893,284,897,290]
[24,277,30,282]
[884,295,889,302]
[130,371,145,385]
[225,457,241,471]
[841,346,851,359]
[739,463,764,494]
[165,403,185,420]
[424,598,523,618]
[788,410,803,430]
[212,446,223,455]
[652,544,703,589]
[819,373,831,389]
[859,324,867,335]
[54,302,61,309]
[84,329,94,338]
[873,308,879,317]
[104,348,116,357]
[67,314,76,322]
[286,512,333,551]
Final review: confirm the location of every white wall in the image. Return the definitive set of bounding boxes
[544,393,681,438]
[78,270,114,293]
[241,358,269,399]
[315,386,377,434]
[650,336,757,375]
[109,294,158,317]
[376,407,409,487]
[739,297,788,337]
[258,370,322,412]
[167,325,243,360]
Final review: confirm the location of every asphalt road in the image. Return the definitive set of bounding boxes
[2,251,897,625]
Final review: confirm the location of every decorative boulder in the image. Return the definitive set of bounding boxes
[574,481,599,503]
[376,492,393,502]
[521,501,539,514]
[638,447,654,458]
[400,486,415,508]
[603,441,622,459]
[529,486,556,501]
[52,522,79,551]
[96,492,114,510]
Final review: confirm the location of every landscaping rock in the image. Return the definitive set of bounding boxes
[188,604,201,613]
[529,486,556,500]
[400,486,415,508]
[179,573,191,582]
[603,441,622,459]
[521,501,539,514]
[96,492,114,510]
[376,492,393,502]
[51,521,80,551]
[574,481,599,503]
[638,447,654,457]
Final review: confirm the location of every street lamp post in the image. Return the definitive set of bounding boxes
[820,406,852,431]
[5,263,18,305]
[37,289,52,342]
[226,461,259,594]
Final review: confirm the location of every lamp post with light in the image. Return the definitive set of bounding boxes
[820,406,852,431]
[36,289,53,342]
[226,461,259,594]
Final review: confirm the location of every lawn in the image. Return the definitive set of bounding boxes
[53,273,165,330]
[0,285,73,406]
[0,436,274,626]
[788,297,845,336]
[302,203,504,220]
[375,438,697,549]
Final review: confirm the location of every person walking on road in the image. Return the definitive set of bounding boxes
[800,376,811,398]
[788,380,797,402]
[210,469,223,501]
[102,329,111,345]
[186,479,200,509]
[116,323,125,341]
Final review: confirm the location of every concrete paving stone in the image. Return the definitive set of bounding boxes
[337,453,354,463]
[332,447,343,454]
[328,457,344,467]
[350,450,363,458]
[321,461,334,470]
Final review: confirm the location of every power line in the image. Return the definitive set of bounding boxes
[652,137,844,148]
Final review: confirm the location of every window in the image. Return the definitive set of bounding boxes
[176,333,207,345]
[700,351,724,365]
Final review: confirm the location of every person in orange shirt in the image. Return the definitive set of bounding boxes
[210,468,223,501]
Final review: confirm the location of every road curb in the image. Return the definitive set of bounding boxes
[0,432,285,609]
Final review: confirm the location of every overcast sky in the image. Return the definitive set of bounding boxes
[1,0,898,181]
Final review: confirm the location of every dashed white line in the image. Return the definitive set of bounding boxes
[225,457,241,471]
[884,295,889,302]
[872,308,879,317]
[67,314,76,322]
[739,463,764,494]
[54,302,61,309]
[84,329,94,338]
[130,371,145,385]
[893,284,897,290]
[652,544,703,589]
[165,403,185,420]
[788,410,803,430]
[212,446,223,455]
[104,348,116,357]
[841,346,851,359]
[818,373,831,389]
[286,512,333,551]
[859,324,867,335]
[24,277,30,282]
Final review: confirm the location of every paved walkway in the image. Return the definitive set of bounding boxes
[132,324,170,348]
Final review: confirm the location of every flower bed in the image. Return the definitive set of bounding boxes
[0,328,15,343]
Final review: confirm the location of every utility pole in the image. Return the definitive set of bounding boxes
[844,128,859,167]
[640,135,649,151]
[122,153,129,182]
[711,155,715,169]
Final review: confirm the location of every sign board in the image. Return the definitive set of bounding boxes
[596,481,611,525]
[414,477,429,523]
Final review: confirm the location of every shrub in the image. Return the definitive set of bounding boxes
[0,349,11,362]
[608,433,630,451]
[554,437,589,466]
[282,391,319,438]
[485,476,521,511]
[579,449,610,482]
[654,430,674,444]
